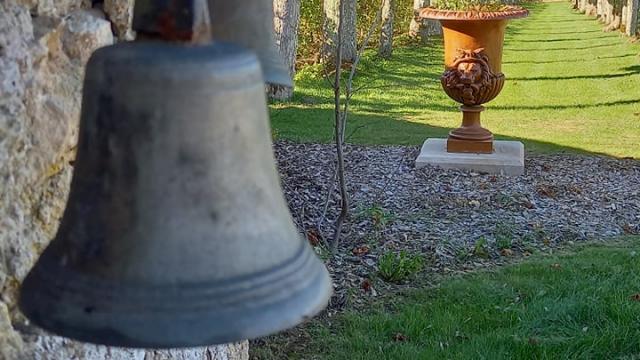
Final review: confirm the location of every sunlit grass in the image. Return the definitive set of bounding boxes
[270,2,640,158]
[253,238,640,359]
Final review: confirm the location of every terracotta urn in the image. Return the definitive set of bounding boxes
[420,7,528,154]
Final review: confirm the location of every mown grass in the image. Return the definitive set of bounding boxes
[270,2,640,158]
[253,237,640,359]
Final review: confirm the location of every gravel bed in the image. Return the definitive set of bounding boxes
[274,141,640,309]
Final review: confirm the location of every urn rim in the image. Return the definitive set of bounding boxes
[419,6,529,21]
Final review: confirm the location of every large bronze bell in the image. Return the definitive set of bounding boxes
[208,0,293,87]
[19,38,331,347]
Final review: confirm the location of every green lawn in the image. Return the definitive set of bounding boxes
[254,238,640,359]
[271,2,640,158]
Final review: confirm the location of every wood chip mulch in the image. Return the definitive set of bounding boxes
[274,141,640,310]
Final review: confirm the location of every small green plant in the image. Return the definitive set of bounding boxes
[271,128,280,141]
[314,244,331,262]
[456,247,472,261]
[496,236,513,251]
[378,251,424,283]
[495,223,515,250]
[432,0,534,12]
[473,237,490,258]
[358,205,394,233]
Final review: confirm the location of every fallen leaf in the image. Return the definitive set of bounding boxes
[536,184,557,198]
[352,245,370,256]
[631,294,640,302]
[500,249,514,257]
[623,224,638,235]
[567,185,583,194]
[522,200,535,209]
[393,333,408,342]
[550,263,562,270]
[361,279,372,292]
[306,229,321,246]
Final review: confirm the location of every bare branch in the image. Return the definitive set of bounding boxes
[330,0,348,253]
[326,0,386,254]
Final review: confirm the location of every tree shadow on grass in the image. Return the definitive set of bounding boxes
[503,53,638,64]
[623,65,640,72]
[491,98,640,110]
[509,71,640,81]
[509,42,622,51]
[269,106,637,159]
[515,30,603,35]
[508,63,640,81]
[513,35,614,42]
[531,18,597,24]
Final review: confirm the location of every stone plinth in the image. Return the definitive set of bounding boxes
[416,138,525,176]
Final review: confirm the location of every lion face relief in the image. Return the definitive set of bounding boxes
[441,48,505,106]
[457,61,482,85]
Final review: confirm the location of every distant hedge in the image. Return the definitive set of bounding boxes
[298,0,415,66]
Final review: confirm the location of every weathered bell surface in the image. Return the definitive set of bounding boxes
[19,41,331,348]
[208,0,293,87]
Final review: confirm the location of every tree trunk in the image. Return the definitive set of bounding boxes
[607,0,615,24]
[270,0,301,100]
[409,0,429,41]
[409,0,441,42]
[626,0,639,36]
[378,0,394,58]
[322,0,357,64]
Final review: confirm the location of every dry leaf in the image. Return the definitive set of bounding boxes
[393,333,408,342]
[500,249,514,257]
[306,229,321,246]
[361,279,372,292]
[631,294,640,302]
[352,245,370,257]
[536,184,557,198]
[623,224,638,235]
[522,200,535,209]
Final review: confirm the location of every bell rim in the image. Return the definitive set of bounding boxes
[19,242,331,348]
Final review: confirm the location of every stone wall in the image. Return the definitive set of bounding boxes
[0,1,248,359]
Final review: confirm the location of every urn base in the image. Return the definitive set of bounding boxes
[416,138,524,176]
[447,137,494,154]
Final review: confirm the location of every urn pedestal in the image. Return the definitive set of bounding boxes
[420,7,528,154]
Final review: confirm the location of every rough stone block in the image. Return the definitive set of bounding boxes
[416,138,525,176]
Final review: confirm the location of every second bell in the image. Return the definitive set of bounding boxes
[208,0,293,87]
